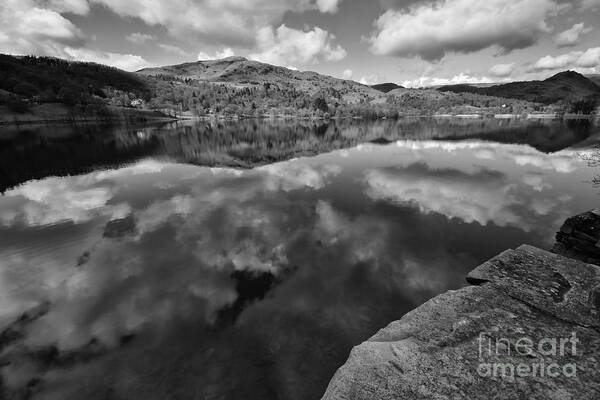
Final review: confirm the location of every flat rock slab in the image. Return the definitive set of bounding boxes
[322,246,600,400]
[468,245,600,328]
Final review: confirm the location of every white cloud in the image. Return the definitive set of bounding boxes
[316,0,342,13]
[158,43,188,56]
[393,140,583,173]
[365,165,525,228]
[401,73,493,88]
[0,0,150,71]
[63,47,150,71]
[126,32,155,45]
[1,0,344,72]
[359,74,386,85]
[0,176,130,227]
[0,0,84,56]
[92,0,343,46]
[342,69,354,80]
[554,23,592,47]
[314,201,387,263]
[249,25,346,67]
[363,141,579,232]
[43,0,90,15]
[197,47,235,61]
[258,163,341,192]
[489,63,516,78]
[368,0,563,60]
[532,47,600,71]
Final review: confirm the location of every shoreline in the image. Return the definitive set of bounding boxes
[0,112,597,127]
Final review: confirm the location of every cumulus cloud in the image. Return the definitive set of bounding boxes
[316,0,343,13]
[198,48,236,61]
[489,63,517,78]
[0,0,84,55]
[364,144,576,232]
[401,73,493,88]
[342,69,354,80]
[359,74,386,85]
[554,23,592,47]
[249,25,346,66]
[532,47,600,71]
[1,0,343,71]
[0,176,130,227]
[92,0,343,46]
[368,0,562,60]
[63,47,150,70]
[40,0,90,15]
[394,140,583,174]
[259,163,342,192]
[378,0,430,8]
[125,32,155,44]
[314,200,388,263]
[365,163,526,227]
[158,43,188,56]
[0,0,150,70]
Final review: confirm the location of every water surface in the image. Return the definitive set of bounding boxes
[0,118,599,400]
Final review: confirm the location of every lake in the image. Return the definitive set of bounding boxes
[0,118,599,400]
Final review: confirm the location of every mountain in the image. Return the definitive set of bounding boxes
[370,83,404,93]
[587,74,600,87]
[0,54,149,101]
[137,56,381,103]
[0,53,559,121]
[438,71,600,104]
[0,54,169,122]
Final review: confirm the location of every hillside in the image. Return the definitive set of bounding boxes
[438,71,600,104]
[386,88,545,115]
[371,83,404,93]
[587,74,600,87]
[0,54,169,122]
[0,53,575,122]
[0,54,149,104]
[137,56,381,104]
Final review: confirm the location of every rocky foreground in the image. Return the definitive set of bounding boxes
[322,212,600,400]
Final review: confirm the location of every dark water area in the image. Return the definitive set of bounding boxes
[0,117,597,192]
[0,118,599,399]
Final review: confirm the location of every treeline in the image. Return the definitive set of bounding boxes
[0,54,149,115]
[0,54,577,121]
[388,89,551,115]
[141,74,404,119]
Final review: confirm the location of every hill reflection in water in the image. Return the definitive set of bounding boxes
[0,117,596,192]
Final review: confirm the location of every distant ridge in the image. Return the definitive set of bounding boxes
[137,57,380,101]
[0,53,588,122]
[438,71,600,104]
[587,74,600,87]
[370,83,404,93]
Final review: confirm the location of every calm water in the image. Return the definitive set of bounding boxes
[0,118,599,399]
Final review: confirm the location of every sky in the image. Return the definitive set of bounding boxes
[0,0,599,87]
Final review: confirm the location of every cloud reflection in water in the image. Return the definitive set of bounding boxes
[0,140,596,400]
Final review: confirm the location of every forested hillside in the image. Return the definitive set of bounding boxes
[0,54,571,122]
[0,54,150,116]
[438,71,600,107]
[137,56,397,118]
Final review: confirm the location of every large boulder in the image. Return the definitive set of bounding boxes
[322,245,600,400]
[553,209,600,265]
